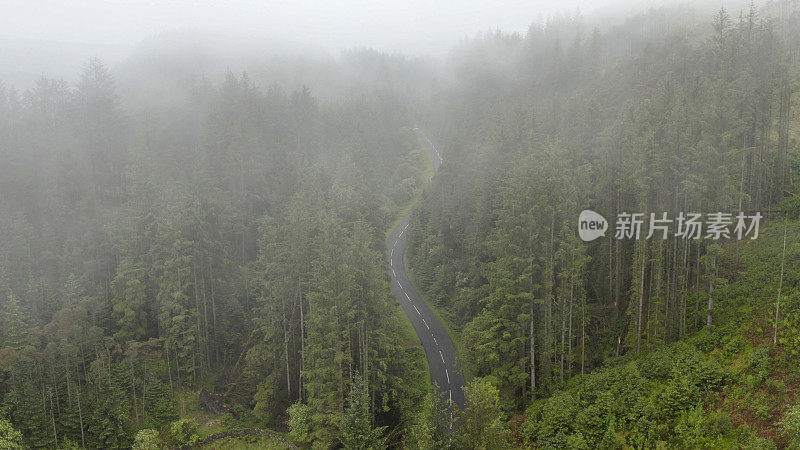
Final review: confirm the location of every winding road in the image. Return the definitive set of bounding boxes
[386,127,465,417]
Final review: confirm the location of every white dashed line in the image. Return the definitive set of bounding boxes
[388,133,455,410]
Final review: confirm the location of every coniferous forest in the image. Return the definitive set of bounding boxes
[3,1,800,449]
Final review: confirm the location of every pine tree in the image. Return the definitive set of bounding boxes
[340,375,387,449]
[457,378,510,449]
[0,418,25,449]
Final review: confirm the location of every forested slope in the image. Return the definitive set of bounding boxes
[2,2,800,449]
[0,52,433,448]
[404,3,800,448]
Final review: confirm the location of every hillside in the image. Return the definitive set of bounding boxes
[2,2,800,449]
[518,215,800,448]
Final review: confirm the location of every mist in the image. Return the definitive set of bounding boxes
[1,1,799,448]
[2,0,759,90]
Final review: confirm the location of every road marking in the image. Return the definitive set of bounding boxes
[449,389,453,431]
[390,131,453,413]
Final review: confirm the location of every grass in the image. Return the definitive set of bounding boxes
[171,390,295,449]
[383,141,435,241]
[200,435,285,449]
[384,142,433,396]
[403,251,475,382]
[392,295,432,387]
[383,128,473,382]
[380,131,439,391]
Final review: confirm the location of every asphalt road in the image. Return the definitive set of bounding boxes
[385,127,465,417]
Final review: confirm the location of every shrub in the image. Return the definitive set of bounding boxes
[132,428,161,450]
[722,335,746,358]
[749,349,772,384]
[673,407,732,448]
[564,432,590,449]
[740,433,778,450]
[287,402,315,446]
[782,403,800,448]
[574,404,605,444]
[168,418,200,448]
[536,392,580,441]
[597,422,623,450]
[0,419,25,450]
[654,377,700,421]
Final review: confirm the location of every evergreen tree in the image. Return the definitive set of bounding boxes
[340,375,387,449]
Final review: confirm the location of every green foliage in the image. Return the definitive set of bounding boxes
[749,349,772,385]
[0,418,25,449]
[0,3,799,449]
[143,380,177,429]
[88,383,132,449]
[287,402,314,447]
[10,375,56,448]
[168,418,200,448]
[458,378,510,449]
[782,403,800,448]
[597,422,623,450]
[340,376,387,450]
[524,343,730,448]
[404,391,447,449]
[672,407,735,448]
[132,429,161,450]
[779,309,800,358]
[741,433,778,450]
[407,11,800,447]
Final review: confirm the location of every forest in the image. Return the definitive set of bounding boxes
[2,1,800,449]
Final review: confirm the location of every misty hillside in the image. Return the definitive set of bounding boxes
[1,1,800,449]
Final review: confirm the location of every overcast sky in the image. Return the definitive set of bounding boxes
[0,0,759,87]
[2,0,687,55]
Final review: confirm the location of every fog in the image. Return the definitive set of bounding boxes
[2,0,799,448]
[2,0,760,89]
